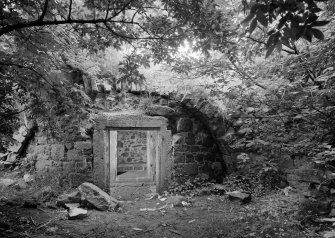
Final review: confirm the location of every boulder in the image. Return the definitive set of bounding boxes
[78,182,118,211]
[65,203,80,210]
[226,191,251,204]
[56,190,82,208]
[68,207,88,220]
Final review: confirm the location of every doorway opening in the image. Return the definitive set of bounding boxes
[109,129,158,185]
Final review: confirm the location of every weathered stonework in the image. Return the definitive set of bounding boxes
[24,89,233,193]
[26,130,93,186]
[117,130,147,172]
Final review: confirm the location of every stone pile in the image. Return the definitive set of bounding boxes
[56,182,119,220]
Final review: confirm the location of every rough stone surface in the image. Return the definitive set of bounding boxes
[180,163,198,176]
[145,105,176,117]
[92,128,106,189]
[68,207,87,220]
[50,144,65,161]
[79,182,118,211]
[56,190,82,208]
[25,92,232,192]
[177,118,193,132]
[227,191,251,204]
[65,203,80,210]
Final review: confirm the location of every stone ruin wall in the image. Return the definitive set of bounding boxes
[172,117,222,181]
[117,130,147,172]
[20,92,227,189]
[26,134,93,187]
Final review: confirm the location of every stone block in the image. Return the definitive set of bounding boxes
[67,149,82,162]
[203,153,215,162]
[181,163,198,176]
[203,135,215,147]
[86,162,93,171]
[159,98,168,106]
[65,143,74,150]
[185,154,195,163]
[174,143,188,153]
[177,118,193,132]
[50,144,65,161]
[35,159,53,172]
[194,133,204,145]
[75,161,86,172]
[174,153,185,164]
[62,162,75,174]
[172,134,184,145]
[79,182,118,211]
[145,105,175,117]
[195,154,204,163]
[190,146,201,152]
[74,141,92,155]
[35,153,49,162]
[185,133,195,145]
[35,136,47,145]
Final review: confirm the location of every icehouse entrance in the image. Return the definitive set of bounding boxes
[93,114,171,194]
[110,129,157,183]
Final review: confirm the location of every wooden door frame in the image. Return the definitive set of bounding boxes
[93,114,172,193]
[109,128,158,185]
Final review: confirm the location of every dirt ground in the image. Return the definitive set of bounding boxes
[0,191,321,238]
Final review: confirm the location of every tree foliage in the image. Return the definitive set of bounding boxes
[0,0,235,148]
[0,0,333,158]
[241,0,330,56]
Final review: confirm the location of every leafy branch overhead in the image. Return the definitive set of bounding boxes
[0,0,233,55]
[241,0,330,57]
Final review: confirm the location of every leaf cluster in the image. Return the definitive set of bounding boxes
[242,0,330,57]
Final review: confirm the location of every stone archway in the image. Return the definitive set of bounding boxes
[174,94,234,173]
[144,91,235,174]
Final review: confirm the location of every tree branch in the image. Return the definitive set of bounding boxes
[246,36,296,55]
[0,17,164,41]
[39,0,49,21]
[67,0,73,20]
[228,56,267,90]
[111,0,134,18]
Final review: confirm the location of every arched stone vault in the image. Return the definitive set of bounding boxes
[172,94,235,173]
[144,91,235,174]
